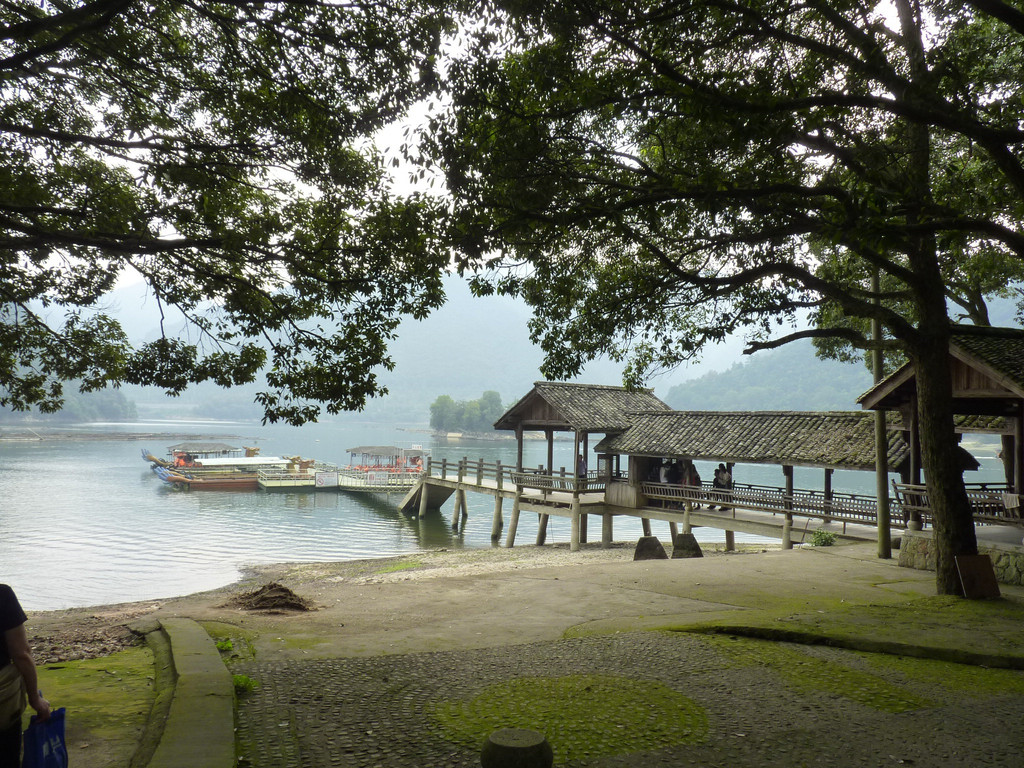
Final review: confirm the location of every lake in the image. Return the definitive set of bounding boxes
[0,418,1003,611]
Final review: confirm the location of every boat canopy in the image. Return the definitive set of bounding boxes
[167,441,241,456]
[345,445,426,459]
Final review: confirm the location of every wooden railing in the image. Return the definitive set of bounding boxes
[423,457,1024,530]
[891,481,1020,527]
[510,469,606,495]
[424,457,606,494]
[640,480,890,526]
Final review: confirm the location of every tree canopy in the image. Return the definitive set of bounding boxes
[1,0,452,424]
[426,0,1024,593]
[429,390,504,433]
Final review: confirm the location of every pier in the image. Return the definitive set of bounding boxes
[399,456,1022,551]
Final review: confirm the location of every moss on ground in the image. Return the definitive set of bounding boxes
[860,651,1024,697]
[29,646,154,767]
[374,559,424,574]
[701,635,935,713]
[201,621,259,661]
[430,674,707,763]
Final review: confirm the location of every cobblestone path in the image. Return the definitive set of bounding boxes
[234,632,1024,768]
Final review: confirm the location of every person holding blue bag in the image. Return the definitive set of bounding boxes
[1,584,50,768]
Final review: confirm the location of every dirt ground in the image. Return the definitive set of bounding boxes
[25,542,677,661]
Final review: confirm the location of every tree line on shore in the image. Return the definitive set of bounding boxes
[429,391,504,434]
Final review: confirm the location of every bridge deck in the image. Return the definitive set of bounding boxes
[405,457,1022,551]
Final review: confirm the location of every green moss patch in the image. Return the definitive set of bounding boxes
[30,646,154,761]
[430,674,707,762]
[761,596,1024,655]
[861,651,1024,697]
[201,621,258,661]
[703,635,935,713]
[374,559,424,574]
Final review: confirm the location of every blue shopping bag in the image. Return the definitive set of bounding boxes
[22,707,68,768]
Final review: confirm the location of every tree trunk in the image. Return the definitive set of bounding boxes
[912,332,978,595]
[895,0,977,595]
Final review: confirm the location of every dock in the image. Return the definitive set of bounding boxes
[397,456,1022,553]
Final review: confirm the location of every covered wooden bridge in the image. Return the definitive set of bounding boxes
[404,384,922,550]
[403,368,1024,555]
[593,409,912,548]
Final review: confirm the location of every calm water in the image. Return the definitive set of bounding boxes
[1,419,1003,611]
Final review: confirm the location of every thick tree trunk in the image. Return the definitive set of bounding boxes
[912,332,978,595]
[894,0,977,595]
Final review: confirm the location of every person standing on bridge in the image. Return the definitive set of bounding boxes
[576,453,588,478]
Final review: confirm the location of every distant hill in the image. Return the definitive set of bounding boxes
[63,281,1024,423]
[664,340,875,411]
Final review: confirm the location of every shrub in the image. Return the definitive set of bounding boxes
[811,529,838,547]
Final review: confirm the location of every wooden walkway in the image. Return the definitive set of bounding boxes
[398,457,1021,551]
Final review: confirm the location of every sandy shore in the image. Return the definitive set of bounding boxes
[26,541,775,662]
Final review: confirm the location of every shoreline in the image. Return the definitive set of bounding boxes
[24,541,780,662]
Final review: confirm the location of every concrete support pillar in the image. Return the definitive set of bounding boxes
[725,529,735,551]
[505,491,522,548]
[491,495,504,541]
[602,513,613,548]
[570,497,581,552]
[683,503,692,535]
[417,481,429,518]
[536,514,549,546]
[782,513,793,549]
[451,489,463,529]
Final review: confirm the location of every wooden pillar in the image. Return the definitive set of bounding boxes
[875,411,892,559]
[516,425,524,471]
[724,530,735,551]
[1015,407,1023,494]
[871,266,891,559]
[909,397,921,484]
[491,494,504,540]
[783,465,794,549]
[783,465,794,509]
[823,468,833,521]
[580,512,588,543]
[536,513,549,545]
[570,497,581,552]
[505,489,522,548]
[546,428,554,473]
[602,513,613,547]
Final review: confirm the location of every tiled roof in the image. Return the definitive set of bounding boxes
[494,381,671,432]
[950,325,1024,394]
[954,414,1009,433]
[595,411,910,471]
[860,325,1024,408]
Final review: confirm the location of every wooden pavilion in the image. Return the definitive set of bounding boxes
[858,325,1024,491]
[493,381,671,473]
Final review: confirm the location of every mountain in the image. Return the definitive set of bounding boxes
[664,340,875,411]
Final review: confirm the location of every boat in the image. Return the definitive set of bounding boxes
[142,442,288,471]
[336,445,428,494]
[146,442,327,492]
[154,465,262,491]
[257,459,341,492]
